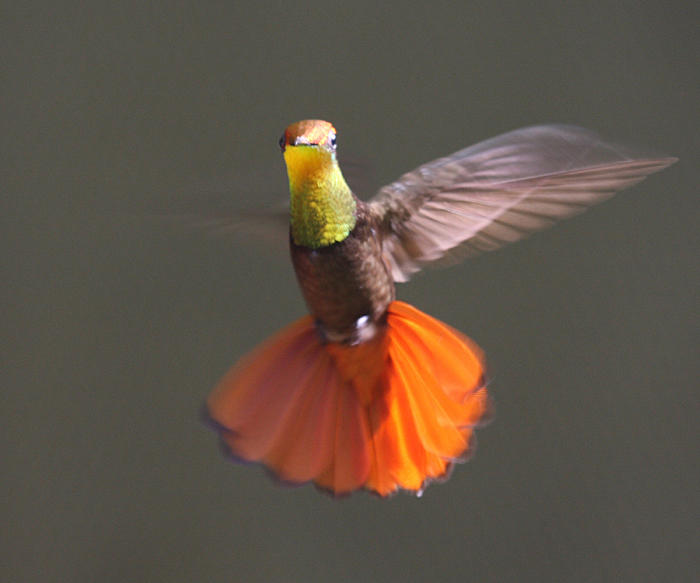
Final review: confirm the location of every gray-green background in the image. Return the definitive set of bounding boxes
[4,2,698,582]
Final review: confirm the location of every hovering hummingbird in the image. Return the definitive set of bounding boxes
[206,120,675,497]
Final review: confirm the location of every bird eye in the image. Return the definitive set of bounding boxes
[278,134,286,151]
[329,133,337,148]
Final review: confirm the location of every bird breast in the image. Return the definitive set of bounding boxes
[290,211,395,344]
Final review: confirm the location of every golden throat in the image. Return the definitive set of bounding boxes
[284,146,356,248]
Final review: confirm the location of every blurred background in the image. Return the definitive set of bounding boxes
[3,1,697,581]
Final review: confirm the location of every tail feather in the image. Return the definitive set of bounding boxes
[362,303,488,495]
[366,367,435,494]
[208,317,334,470]
[208,316,373,490]
[263,357,338,482]
[207,301,489,497]
[391,302,486,406]
[392,337,471,459]
[314,386,372,495]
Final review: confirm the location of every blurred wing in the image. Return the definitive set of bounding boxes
[370,125,677,282]
[175,206,288,241]
[142,203,289,250]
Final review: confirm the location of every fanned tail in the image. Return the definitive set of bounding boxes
[206,301,490,497]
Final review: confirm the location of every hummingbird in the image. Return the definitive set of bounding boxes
[206,120,676,497]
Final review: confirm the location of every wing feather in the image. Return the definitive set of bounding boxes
[369,125,676,281]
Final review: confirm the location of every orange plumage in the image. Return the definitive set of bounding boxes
[208,302,488,496]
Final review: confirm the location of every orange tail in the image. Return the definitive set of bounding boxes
[206,301,490,497]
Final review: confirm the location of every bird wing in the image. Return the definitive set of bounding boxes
[369,125,676,282]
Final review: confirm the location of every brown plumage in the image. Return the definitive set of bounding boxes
[290,202,394,343]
